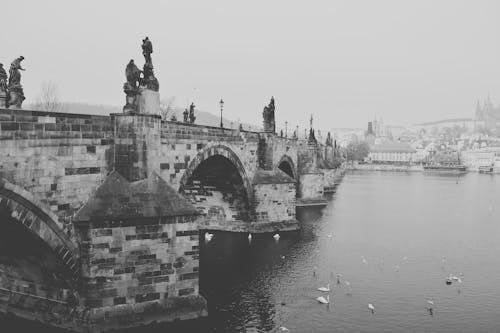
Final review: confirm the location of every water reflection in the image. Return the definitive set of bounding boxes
[4,171,500,332]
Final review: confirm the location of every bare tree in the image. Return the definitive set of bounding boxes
[160,96,177,120]
[33,81,64,112]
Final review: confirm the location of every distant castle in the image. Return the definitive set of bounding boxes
[475,96,500,129]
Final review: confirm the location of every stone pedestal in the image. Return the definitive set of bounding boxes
[138,88,161,116]
[8,88,24,109]
[0,90,7,108]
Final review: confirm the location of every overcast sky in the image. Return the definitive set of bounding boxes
[3,0,500,130]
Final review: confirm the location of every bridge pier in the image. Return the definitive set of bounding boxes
[73,172,207,332]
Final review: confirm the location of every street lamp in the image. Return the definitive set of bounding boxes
[219,99,224,128]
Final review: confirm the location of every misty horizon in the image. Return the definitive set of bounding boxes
[3,0,500,130]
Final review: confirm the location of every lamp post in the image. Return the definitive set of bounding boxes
[219,99,224,128]
[285,121,288,138]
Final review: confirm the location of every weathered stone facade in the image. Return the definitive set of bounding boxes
[0,106,342,331]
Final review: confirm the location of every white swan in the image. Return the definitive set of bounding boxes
[368,303,375,313]
[205,232,214,241]
[273,233,280,241]
[318,283,330,292]
[278,327,290,332]
[316,294,330,304]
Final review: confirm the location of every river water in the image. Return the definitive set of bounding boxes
[4,171,500,332]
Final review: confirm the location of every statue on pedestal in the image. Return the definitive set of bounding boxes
[8,56,26,109]
[262,96,275,133]
[183,108,189,123]
[141,37,153,65]
[123,38,161,115]
[0,63,7,108]
[189,102,196,124]
[123,59,142,113]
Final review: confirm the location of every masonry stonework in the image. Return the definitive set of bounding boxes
[0,106,342,331]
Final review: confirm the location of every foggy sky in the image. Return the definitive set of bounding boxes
[3,0,500,130]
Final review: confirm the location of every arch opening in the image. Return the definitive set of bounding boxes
[181,155,250,222]
[278,160,295,179]
[0,204,76,303]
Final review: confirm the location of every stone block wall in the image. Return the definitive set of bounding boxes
[76,215,206,329]
[158,122,260,191]
[271,136,299,172]
[297,141,318,174]
[113,113,161,182]
[0,108,113,226]
[253,183,296,223]
[298,173,324,200]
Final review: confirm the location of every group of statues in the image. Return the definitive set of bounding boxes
[183,102,196,124]
[123,37,160,113]
[0,56,26,108]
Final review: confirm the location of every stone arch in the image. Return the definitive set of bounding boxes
[179,144,253,204]
[0,178,79,279]
[277,155,297,180]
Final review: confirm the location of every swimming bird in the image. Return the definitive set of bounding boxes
[318,284,330,292]
[344,280,351,287]
[248,233,252,241]
[205,232,214,242]
[327,233,333,238]
[278,327,290,332]
[316,294,330,304]
[427,299,434,306]
[273,233,280,241]
[368,303,375,313]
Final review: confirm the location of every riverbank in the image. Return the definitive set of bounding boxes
[347,163,424,172]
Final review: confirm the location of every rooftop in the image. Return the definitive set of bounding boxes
[74,171,199,222]
[370,142,416,153]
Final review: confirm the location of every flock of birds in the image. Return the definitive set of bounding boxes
[204,231,465,332]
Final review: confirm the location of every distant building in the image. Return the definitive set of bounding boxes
[367,142,418,163]
[475,96,500,130]
[461,146,500,172]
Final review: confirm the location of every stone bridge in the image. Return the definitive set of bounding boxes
[0,104,343,331]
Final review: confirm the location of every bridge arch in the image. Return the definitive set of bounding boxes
[179,144,253,208]
[0,178,79,279]
[277,155,297,180]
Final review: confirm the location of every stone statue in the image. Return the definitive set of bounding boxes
[8,56,26,109]
[262,96,275,133]
[141,37,153,65]
[189,102,196,124]
[141,62,159,91]
[183,108,189,123]
[123,59,142,113]
[308,128,317,144]
[0,63,7,108]
[325,132,333,146]
[125,59,142,89]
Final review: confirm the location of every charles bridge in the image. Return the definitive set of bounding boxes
[0,40,344,332]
